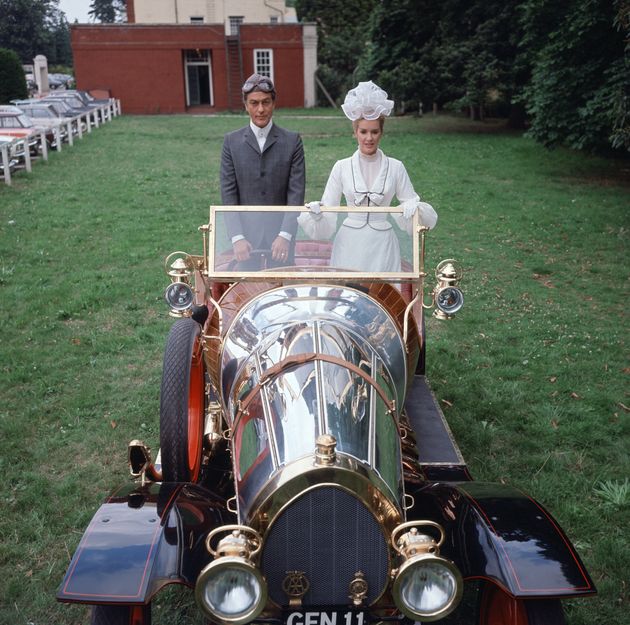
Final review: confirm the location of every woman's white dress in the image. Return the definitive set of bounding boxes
[298,149,436,272]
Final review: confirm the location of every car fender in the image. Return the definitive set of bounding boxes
[408,481,596,598]
[57,482,231,605]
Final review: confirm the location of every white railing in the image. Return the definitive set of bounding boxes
[3,96,123,186]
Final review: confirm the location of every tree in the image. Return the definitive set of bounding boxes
[360,0,525,120]
[88,0,126,24]
[50,11,72,66]
[295,0,378,104]
[0,0,60,63]
[521,0,628,152]
[0,47,28,103]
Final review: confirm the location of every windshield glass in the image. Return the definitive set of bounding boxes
[208,205,423,282]
[17,114,33,127]
[29,109,52,119]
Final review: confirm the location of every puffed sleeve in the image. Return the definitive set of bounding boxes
[297,161,341,239]
[392,161,438,233]
[320,161,344,207]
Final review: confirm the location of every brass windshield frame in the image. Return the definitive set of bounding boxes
[206,205,425,282]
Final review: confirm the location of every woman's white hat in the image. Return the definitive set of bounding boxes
[341,81,394,121]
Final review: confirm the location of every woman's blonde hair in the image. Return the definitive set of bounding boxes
[352,116,386,132]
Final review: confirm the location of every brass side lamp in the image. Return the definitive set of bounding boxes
[164,252,195,317]
[432,259,464,320]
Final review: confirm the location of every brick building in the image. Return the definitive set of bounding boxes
[71,1,317,114]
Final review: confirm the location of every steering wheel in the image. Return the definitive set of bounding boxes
[227,248,276,271]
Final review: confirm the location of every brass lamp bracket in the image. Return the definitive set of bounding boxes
[164,251,195,282]
[391,520,446,557]
[205,525,263,559]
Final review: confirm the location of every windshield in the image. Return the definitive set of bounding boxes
[17,114,33,128]
[45,101,68,113]
[208,205,424,282]
[29,109,53,119]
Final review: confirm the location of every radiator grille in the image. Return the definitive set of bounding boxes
[260,486,390,606]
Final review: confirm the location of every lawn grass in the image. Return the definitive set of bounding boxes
[0,111,628,624]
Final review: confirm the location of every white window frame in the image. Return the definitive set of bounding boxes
[190,16,204,24]
[229,16,244,36]
[183,49,214,107]
[254,49,274,81]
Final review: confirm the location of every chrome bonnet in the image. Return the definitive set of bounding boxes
[219,285,407,520]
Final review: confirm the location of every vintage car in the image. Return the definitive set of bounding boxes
[57,206,595,625]
[0,107,45,154]
[11,101,73,142]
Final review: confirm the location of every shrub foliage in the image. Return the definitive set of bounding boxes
[299,0,629,153]
[0,47,28,103]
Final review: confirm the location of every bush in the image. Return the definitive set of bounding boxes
[0,48,28,104]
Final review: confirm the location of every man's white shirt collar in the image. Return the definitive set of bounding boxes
[250,119,273,150]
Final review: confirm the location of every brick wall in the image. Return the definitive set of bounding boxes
[71,24,305,113]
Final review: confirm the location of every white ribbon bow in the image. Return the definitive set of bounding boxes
[354,191,384,206]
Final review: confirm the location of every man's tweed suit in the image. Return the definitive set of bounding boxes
[220,123,305,251]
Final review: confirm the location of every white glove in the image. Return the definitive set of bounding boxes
[401,199,417,219]
[305,201,322,214]
[305,201,324,220]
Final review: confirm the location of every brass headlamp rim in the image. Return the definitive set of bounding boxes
[390,521,462,621]
[164,282,195,318]
[391,552,464,622]
[433,285,464,318]
[194,555,268,625]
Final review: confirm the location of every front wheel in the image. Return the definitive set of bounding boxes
[479,584,566,624]
[159,318,206,482]
[91,604,151,625]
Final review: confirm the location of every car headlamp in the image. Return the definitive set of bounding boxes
[164,251,196,316]
[164,281,194,311]
[435,286,464,316]
[195,526,267,625]
[391,521,463,622]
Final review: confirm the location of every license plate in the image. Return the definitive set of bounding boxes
[284,610,366,625]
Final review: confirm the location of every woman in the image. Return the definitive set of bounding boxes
[299,81,437,272]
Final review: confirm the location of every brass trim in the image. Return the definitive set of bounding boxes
[391,521,445,553]
[391,553,463,622]
[403,493,415,511]
[199,223,209,274]
[348,571,368,606]
[226,496,238,515]
[390,520,463,621]
[314,434,337,466]
[244,455,403,533]
[205,525,262,558]
[232,352,397,432]
[253,478,397,608]
[402,290,420,350]
[195,556,268,625]
[164,251,195,279]
[282,571,310,607]
[207,294,223,336]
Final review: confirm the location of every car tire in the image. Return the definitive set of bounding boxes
[159,317,205,482]
[478,584,566,624]
[91,604,151,625]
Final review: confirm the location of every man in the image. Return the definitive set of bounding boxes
[220,73,305,268]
